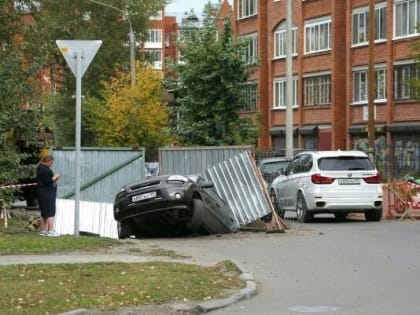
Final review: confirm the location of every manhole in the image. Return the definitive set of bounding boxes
[288,306,338,313]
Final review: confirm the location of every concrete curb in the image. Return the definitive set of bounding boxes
[59,259,256,315]
[186,259,257,314]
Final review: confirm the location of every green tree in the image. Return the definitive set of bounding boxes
[170,8,259,146]
[17,0,166,146]
[0,1,41,202]
[85,63,171,161]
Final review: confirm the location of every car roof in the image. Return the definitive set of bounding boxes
[296,150,369,158]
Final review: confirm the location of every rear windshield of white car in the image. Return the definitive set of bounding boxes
[317,157,375,171]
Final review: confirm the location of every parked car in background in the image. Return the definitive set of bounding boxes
[114,174,238,238]
[258,157,291,184]
[269,150,383,222]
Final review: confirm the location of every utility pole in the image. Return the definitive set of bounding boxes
[285,0,293,159]
[367,0,375,160]
[89,0,136,86]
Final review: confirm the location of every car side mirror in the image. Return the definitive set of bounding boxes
[199,181,214,189]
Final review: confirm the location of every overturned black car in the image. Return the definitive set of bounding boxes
[114,175,239,238]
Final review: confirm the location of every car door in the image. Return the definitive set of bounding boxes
[276,156,300,210]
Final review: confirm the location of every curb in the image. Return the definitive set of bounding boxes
[191,260,257,313]
[59,260,256,315]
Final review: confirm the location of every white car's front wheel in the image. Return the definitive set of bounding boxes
[296,193,313,223]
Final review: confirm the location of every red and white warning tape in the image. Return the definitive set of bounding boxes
[0,183,37,190]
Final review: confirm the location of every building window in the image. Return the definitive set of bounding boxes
[242,81,258,111]
[238,0,258,19]
[304,16,331,54]
[303,74,331,106]
[274,22,297,58]
[241,33,258,64]
[146,29,162,43]
[395,0,420,38]
[273,77,298,109]
[353,67,387,103]
[394,63,419,99]
[144,50,162,68]
[352,3,387,45]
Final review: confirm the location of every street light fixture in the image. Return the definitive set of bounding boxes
[88,0,136,86]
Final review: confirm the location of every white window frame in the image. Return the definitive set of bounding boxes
[394,0,420,38]
[303,73,331,106]
[274,23,297,58]
[353,65,387,104]
[394,61,419,99]
[146,29,162,43]
[238,0,258,19]
[304,16,331,54]
[241,33,258,64]
[273,77,298,109]
[352,2,387,46]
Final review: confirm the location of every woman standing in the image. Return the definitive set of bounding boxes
[36,155,61,236]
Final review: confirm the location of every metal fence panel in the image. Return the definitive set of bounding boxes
[159,145,254,175]
[204,151,271,226]
[52,147,145,203]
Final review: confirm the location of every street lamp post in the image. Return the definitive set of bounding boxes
[88,0,136,86]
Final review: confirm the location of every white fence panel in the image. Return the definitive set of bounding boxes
[55,199,118,239]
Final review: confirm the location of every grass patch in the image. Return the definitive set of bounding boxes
[0,217,120,255]
[0,216,246,314]
[0,261,245,314]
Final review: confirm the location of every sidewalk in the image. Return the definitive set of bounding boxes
[0,251,257,315]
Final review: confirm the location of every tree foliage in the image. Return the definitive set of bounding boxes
[0,1,42,201]
[169,8,259,146]
[17,0,167,146]
[85,63,171,160]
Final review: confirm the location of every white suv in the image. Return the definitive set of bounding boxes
[270,150,383,222]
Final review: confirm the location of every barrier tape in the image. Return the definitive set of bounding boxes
[0,183,37,190]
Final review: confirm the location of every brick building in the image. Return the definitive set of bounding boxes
[233,0,420,173]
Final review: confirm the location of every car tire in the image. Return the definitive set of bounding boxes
[334,213,348,220]
[364,209,382,221]
[117,219,134,239]
[296,193,312,223]
[269,189,285,218]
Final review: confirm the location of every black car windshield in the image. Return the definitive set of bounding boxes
[318,157,375,171]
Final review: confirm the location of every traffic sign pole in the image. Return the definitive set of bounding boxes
[56,40,102,237]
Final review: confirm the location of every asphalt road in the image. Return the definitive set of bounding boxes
[137,215,420,315]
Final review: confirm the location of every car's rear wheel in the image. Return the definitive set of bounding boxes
[117,219,134,239]
[364,209,382,221]
[296,193,313,223]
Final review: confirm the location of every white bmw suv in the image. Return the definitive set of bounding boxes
[270,150,383,222]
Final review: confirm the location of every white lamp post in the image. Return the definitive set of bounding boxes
[88,0,136,86]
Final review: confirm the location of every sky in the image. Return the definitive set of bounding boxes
[165,0,233,22]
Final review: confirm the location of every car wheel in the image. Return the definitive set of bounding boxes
[117,219,134,239]
[269,189,283,218]
[364,209,382,221]
[296,193,312,223]
[334,213,348,220]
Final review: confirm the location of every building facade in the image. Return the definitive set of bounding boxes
[233,0,420,174]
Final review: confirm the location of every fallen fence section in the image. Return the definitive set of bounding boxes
[204,151,272,226]
[55,199,118,239]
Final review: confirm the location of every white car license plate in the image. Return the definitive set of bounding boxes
[132,191,157,202]
[338,178,360,185]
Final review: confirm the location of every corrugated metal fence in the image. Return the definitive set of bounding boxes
[204,151,272,226]
[52,147,145,203]
[159,145,254,175]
